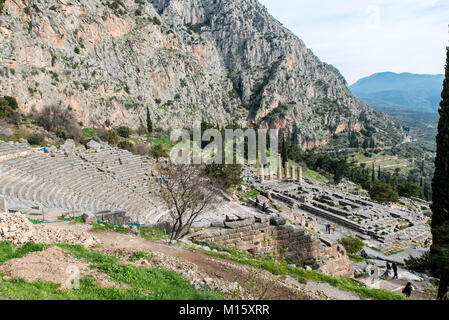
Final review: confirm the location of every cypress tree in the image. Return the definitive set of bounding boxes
[430,47,449,300]
[378,165,381,181]
[362,138,369,149]
[146,107,153,137]
[420,159,425,187]
[371,163,375,183]
[281,137,288,166]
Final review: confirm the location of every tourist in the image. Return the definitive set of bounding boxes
[360,249,368,258]
[370,268,378,284]
[402,282,413,298]
[380,268,389,279]
[325,224,329,233]
[392,262,398,279]
[386,262,392,277]
[364,262,371,275]
[424,239,428,248]
[262,203,268,212]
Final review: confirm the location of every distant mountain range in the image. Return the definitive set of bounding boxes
[350,72,444,151]
[350,72,444,114]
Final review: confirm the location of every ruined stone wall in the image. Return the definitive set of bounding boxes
[189,216,321,266]
[96,211,131,225]
[188,215,354,277]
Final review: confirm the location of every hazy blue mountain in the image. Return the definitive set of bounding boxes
[350,72,444,113]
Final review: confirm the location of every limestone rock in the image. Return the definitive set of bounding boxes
[224,218,254,229]
[47,146,58,153]
[0,126,14,137]
[61,139,76,152]
[86,140,103,150]
[270,215,287,226]
[0,0,404,151]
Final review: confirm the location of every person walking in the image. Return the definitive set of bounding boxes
[392,262,399,279]
[386,262,392,277]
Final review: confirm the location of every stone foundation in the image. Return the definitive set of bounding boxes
[187,215,354,277]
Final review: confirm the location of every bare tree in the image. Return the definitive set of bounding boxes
[33,104,85,143]
[158,164,220,240]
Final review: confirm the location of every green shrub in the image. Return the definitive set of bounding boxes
[27,133,45,146]
[54,125,67,139]
[104,130,119,145]
[0,96,18,118]
[151,143,168,159]
[398,181,421,197]
[118,140,135,152]
[116,126,131,138]
[338,236,364,255]
[369,182,399,203]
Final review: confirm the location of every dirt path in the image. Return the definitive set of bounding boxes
[54,222,361,300]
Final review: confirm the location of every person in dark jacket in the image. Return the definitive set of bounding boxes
[402,282,413,298]
[392,262,399,279]
[262,203,268,212]
[386,262,392,277]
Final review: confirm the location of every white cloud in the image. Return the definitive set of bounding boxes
[258,0,448,84]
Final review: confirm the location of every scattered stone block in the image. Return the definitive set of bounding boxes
[270,215,287,226]
[224,218,255,229]
[61,139,76,151]
[86,140,103,150]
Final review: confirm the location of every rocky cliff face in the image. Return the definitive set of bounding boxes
[0,0,404,150]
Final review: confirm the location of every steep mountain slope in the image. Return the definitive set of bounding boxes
[0,0,404,150]
[350,72,444,113]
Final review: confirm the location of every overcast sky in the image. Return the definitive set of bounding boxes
[258,0,448,84]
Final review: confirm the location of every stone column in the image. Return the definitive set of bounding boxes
[291,165,296,180]
[277,154,282,180]
[269,166,274,181]
[298,166,303,183]
[260,164,265,183]
[284,162,289,179]
[0,195,6,214]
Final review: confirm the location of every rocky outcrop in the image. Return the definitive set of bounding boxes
[0,0,404,150]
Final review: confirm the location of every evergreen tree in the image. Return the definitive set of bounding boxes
[347,122,352,146]
[281,137,288,166]
[371,163,375,182]
[430,47,449,300]
[378,165,381,180]
[369,137,375,149]
[420,159,425,187]
[146,107,153,137]
[362,138,369,150]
